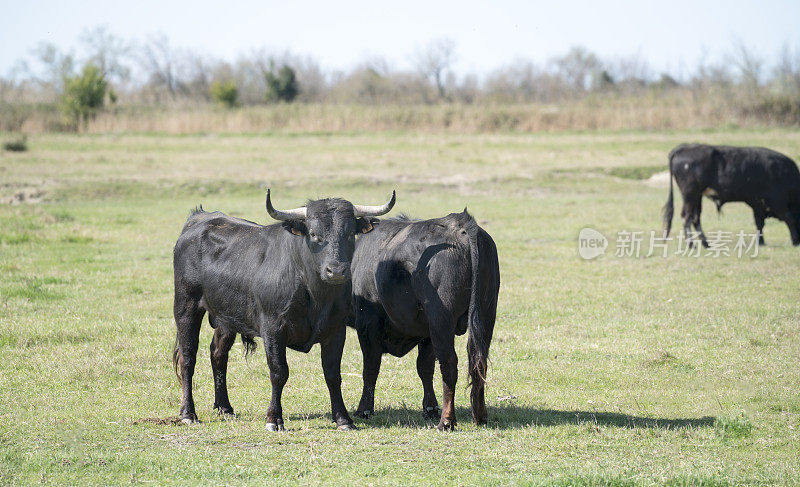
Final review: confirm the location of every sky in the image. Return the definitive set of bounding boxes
[2,0,800,80]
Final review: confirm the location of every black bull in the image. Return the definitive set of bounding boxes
[349,211,500,431]
[171,190,395,430]
[663,144,800,247]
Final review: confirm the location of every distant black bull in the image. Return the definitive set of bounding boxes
[172,190,395,430]
[663,144,800,247]
[349,210,500,431]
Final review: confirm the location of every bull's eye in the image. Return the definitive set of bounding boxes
[309,232,322,243]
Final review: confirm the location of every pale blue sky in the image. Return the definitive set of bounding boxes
[2,0,799,78]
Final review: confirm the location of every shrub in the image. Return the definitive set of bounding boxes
[60,63,109,130]
[745,94,800,124]
[265,66,299,103]
[210,80,238,108]
[0,104,31,132]
[2,135,28,152]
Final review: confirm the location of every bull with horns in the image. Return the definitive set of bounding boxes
[172,190,396,430]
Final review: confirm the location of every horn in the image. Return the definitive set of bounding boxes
[353,190,396,217]
[265,189,307,221]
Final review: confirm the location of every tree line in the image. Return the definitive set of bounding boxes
[1,27,799,130]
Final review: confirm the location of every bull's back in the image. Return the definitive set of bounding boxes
[174,212,264,283]
[173,212,288,334]
[714,145,800,201]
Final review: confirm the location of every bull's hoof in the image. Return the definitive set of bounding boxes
[474,417,488,426]
[353,409,372,419]
[436,419,456,431]
[265,422,285,432]
[213,406,236,418]
[337,423,358,431]
[423,406,441,420]
[180,416,200,425]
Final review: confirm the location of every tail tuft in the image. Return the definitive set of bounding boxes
[241,334,257,358]
[172,334,182,383]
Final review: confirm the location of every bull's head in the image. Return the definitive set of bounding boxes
[266,189,395,284]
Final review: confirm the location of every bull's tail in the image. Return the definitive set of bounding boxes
[172,332,182,384]
[463,211,498,425]
[241,334,257,359]
[662,151,675,238]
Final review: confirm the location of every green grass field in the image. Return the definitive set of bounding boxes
[1,129,799,485]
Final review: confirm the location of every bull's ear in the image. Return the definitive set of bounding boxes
[281,220,307,237]
[356,217,378,234]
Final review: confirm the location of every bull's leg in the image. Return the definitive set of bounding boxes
[467,339,488,426]
[682,197,707,248]
[264,335,289,431]
[320,328,357,430]
[691,199,709,248]
[174,290,204,424]
[416,339,440,420]
[209,325,237,416]
[781,211,800,246]
[426,307,458,431]
[354,326,382,419]
[435,343,458,432]
[752,208,766,245]
[681,201,694,247]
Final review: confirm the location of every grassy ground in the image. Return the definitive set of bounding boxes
[1,128,799,485]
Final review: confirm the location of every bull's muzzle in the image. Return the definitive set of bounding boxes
[323,263,351,284]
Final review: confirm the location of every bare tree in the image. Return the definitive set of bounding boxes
[137,33,181,98]
[691,49,732,89]
[79,26,131,84]
[412,38,457,100]
[331,61,389,104]
[553,46,600,93]
[773,44,800,94]
[606,52,652,93]
[729,39,763,90]
[20,42,75,92]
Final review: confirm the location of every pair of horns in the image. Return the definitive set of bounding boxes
[265,189,396,221]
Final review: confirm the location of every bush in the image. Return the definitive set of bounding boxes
[2,135,28,152]
[210,80,238,108]
[0,103,31,132]
[60,63,109,130]
[745,94,800,124]
[265,66,299,103]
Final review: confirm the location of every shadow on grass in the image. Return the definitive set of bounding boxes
[145,405,714,431]
[343,404,715,430]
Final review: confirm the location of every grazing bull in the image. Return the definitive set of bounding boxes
[349,210,500,431]
[663,144,800,247]
[172,190,395,431]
